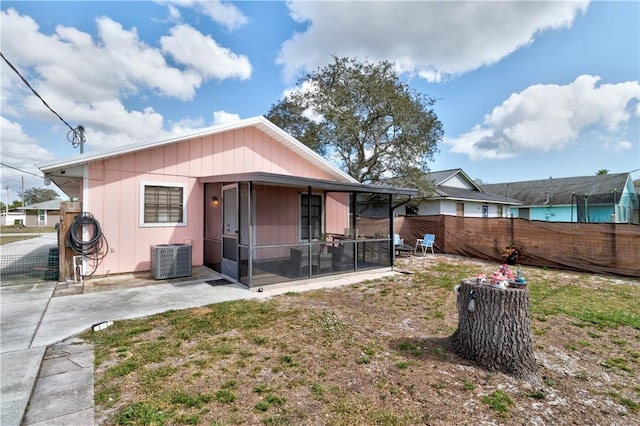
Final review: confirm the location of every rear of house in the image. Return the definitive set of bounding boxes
[38,116,414,288]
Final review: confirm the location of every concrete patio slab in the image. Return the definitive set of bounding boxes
[31,280,255,348]
[0,283,56,352]
[22,338,94,426]
[0,347,47,426]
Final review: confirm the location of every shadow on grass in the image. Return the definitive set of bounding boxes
[389,335,472,367]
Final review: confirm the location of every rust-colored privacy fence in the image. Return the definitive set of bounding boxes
[396,216,640,278]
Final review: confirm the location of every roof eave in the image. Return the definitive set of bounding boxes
[419,195,522,205]
[37,116,357,184]
[199,172,417,196]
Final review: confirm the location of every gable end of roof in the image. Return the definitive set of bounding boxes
[37,116,356,183]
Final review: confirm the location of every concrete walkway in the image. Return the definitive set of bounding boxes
[1,265,396,425]
[0,233,57,257]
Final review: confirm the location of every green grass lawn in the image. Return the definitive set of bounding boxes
[85,257,640,425]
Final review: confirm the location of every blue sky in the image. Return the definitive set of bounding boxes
[1,1,638,203]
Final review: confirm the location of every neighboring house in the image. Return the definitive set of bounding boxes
[482,173,639,223]
[38,116,415,288]
[401,169,521,218]
[19,199,62,227]
[1,209,26,226]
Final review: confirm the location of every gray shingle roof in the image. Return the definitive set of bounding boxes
[423,168,520,204]
[20,199,63,210]
[481,173,631,206]
[434,186,521,204]
[426,169,468,186]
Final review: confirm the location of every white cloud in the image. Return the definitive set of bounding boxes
[279,81,324,124]
[608,140,633,152]
[167,117,206,135]
[278,1,589,81]
[1,7,250,103]
[97,18,205,101]
[0,117,54,164]
[0,117,56,196]
[166,4,181,21]
[0,8,252,159]
[445,75,640,160]
[1,10,207,102]
[212,111,241,126]
[161,24,251,80]
[157,0,249,31]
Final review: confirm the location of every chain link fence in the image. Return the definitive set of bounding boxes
[0,234,59,286]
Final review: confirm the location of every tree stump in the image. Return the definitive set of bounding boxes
[452,279,540,384]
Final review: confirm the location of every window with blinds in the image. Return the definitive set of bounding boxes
[142,184,186,225]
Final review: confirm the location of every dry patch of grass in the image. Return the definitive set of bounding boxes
[0,225,56,245]
[86,256,640,425]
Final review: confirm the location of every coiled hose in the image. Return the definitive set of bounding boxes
[65,212,109,277]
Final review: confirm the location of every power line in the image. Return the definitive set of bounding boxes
[1,51,85,151]
[0,162,43,178]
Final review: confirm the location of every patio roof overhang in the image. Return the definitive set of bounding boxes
[198,172,418,197]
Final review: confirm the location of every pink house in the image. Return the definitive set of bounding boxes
[38,116,415,288]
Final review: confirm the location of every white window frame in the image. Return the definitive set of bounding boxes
[139,181,187,227]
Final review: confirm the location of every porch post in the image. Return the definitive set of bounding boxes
[388,193,394,266]
[307,185,312,278]
[352,191,357,271]
[248,181,253,287]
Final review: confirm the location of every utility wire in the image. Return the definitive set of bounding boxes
[1,52,85,151]
[0,162,43,178]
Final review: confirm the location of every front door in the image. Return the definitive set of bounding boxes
[222,184,238,280]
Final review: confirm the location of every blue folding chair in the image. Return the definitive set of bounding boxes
[414,234,435,255]
[393,234,412,256]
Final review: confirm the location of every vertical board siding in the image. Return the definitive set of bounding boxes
[177,141,191,177]
[326,193,349,234]
[188,138,203,177]
[254,185,299,245]
[87,127,343,274]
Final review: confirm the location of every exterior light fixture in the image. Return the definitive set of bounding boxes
[212,196,219,206]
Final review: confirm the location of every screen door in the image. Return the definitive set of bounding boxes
[221,184,238,280]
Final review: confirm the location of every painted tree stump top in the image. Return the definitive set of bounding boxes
[452,278,540,384]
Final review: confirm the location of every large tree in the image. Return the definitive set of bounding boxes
[23,187,59,206]
[266,57,443,189]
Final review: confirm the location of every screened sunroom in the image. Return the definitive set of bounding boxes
[200,172,416,288]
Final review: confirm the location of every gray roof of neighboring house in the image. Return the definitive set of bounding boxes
[427,169,473,186]
[422,168,521,205]
[433,186,521,204]
[481,173,632,206]
[20,199,64,210]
